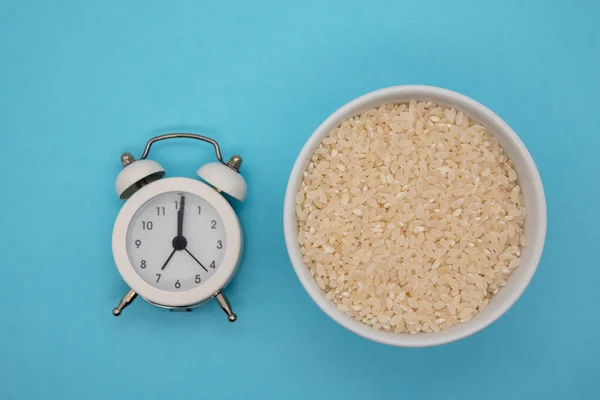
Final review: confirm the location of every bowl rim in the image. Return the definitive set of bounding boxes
[283,85,547,347]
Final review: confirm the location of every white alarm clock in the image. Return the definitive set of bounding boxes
[111,133,246,321]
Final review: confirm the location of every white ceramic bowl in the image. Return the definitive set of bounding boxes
[284,85,546,347]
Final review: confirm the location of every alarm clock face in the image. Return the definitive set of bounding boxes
[125,191,227,292]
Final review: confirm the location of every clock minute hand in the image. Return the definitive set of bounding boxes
[177,195,185,238]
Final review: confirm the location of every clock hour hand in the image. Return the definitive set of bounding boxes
[161,249,177,270]
[184,248,208,272]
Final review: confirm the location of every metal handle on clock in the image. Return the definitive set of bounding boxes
[139,133,240,171]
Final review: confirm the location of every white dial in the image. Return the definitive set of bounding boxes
[126,191,226,292]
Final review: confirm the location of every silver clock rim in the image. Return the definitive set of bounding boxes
[112,177,242,307]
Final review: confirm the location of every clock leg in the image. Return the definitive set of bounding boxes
[215,291,237,322]
[112,289,138,316]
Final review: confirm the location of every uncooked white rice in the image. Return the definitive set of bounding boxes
[296,101,525,334]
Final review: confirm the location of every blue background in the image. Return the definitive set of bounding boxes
[1,1,598,399]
